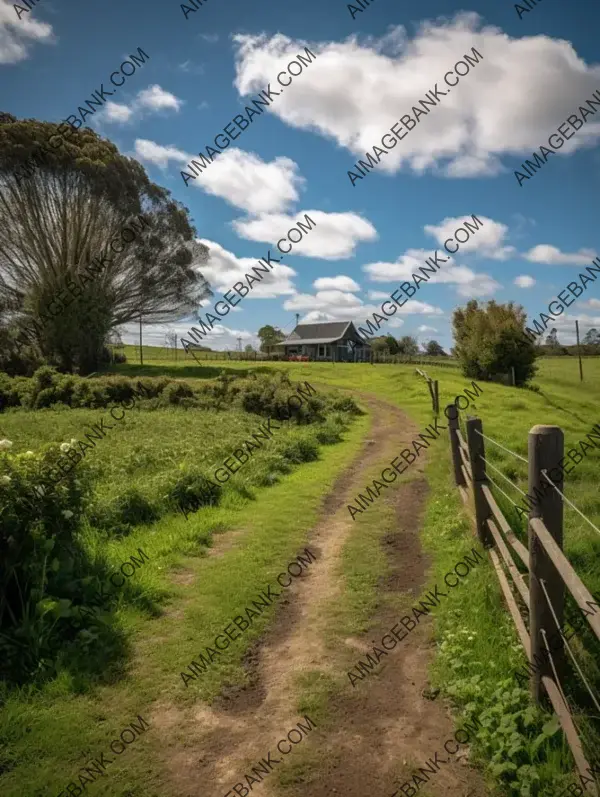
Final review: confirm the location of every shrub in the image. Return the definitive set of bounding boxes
[279,436,319,464]
[90,488,160,537]
[165,469,223,517]
[0,440,97,683]
[327,393,363,416]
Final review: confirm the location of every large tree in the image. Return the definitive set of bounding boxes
[397,335,419,356]
[452,300,537,386]
[0,113,212,373]
[425,339,446,357]
[257,325,284,355]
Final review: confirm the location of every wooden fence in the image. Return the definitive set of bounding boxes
[448,408,600,793]
[415,368,440,414]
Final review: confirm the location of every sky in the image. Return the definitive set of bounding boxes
[1,0,600,352]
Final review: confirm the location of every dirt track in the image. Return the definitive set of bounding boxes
[154,393,488,797]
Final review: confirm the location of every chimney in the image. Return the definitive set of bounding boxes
[295,313,300,327]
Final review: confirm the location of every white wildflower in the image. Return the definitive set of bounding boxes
[0,439,13,451]
[60,443,72,452]
[62,510,74,519]
[0,475,11,485]
[25,451,35,457]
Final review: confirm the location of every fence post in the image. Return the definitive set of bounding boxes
[447,404,465,488]
[466,417,493,548]
[433,380,439,414]
[528,425,565,706]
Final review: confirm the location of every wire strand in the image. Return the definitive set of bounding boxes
[486,473,522,509]
[473,429,529,463]
[541,470,600,540]
[539,579,600,714]
[480,456,529,498]
[541,628,571,711]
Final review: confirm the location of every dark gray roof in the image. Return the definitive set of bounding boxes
[278,336,347,345]
[284,321,351,342]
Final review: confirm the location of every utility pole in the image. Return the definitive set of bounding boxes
[575,320,583,382]
[139,314,143,366]
[237,336,242,352]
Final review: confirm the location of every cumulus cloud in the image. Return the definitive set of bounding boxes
[134,139,189,168]
[424,215,515,259]
[120,319,256,351]
[418,325,439,333]
[102,102,134,123]
[313,275,361,292]
[363,250,500,297]
[523,245,597,266]
[514,275,535,288]
[0,0,53,63]
[137,85,182,112]
[233,210,378,259]
[198,238,297,299]
[282,291,443,328]
[96,84,183,125]
[192,151,304,215]
[233,14,600,177]
[134,142,304,215]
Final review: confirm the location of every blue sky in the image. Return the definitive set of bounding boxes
[2,0,600,352]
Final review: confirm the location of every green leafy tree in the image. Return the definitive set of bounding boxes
[425,339,446,357]
[397,335,420,356]
[452,300,537,386]
[0,113,212,373]
[583,328,600,345]
[244,344,256,353]
[545,328,560,348]
[257,325,284,354]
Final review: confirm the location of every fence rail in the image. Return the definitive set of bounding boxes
[448,409,600,794]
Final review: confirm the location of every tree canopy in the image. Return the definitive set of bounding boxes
[452,300,537,386]
[0,113,212,373]
[257,325,285,353]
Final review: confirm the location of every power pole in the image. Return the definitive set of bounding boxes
[139,314,143,366]
[237,336,242,352]
[575,320,583,382]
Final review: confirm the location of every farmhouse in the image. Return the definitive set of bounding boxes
[278,321,371,362]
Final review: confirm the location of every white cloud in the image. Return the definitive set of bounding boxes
[233,210,377,259]
[103,102,134,123]
[192,151,304,214]
[314,275,360,292]
[134,139,189,169]
[523,245,597,266]
[96,84,183,125]
[363,251,500,297]
[137,84,182,112]
[120,320,256,351]
[134,142,304,215]
[0,0,53,63]
[198,238,297,299]
[282,291,443,329]
[233,15,600,177]
[581,298,600,309]
[424,215,515,259]
[418,325,439,333]
[514,275,535,288]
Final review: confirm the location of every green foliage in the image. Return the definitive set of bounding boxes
[425,339,446,357]
[257,324,285,353]
[0,114,213,374]
[0,440,97,684]
[438,616,569,796]
[453,300,538,386]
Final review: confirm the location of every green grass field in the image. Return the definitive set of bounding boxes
[1,350,599,796]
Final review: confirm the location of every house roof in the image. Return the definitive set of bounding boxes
[277,336,351,345]
[282,320,353,343]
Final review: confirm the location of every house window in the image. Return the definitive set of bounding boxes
[318,344,327,357]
